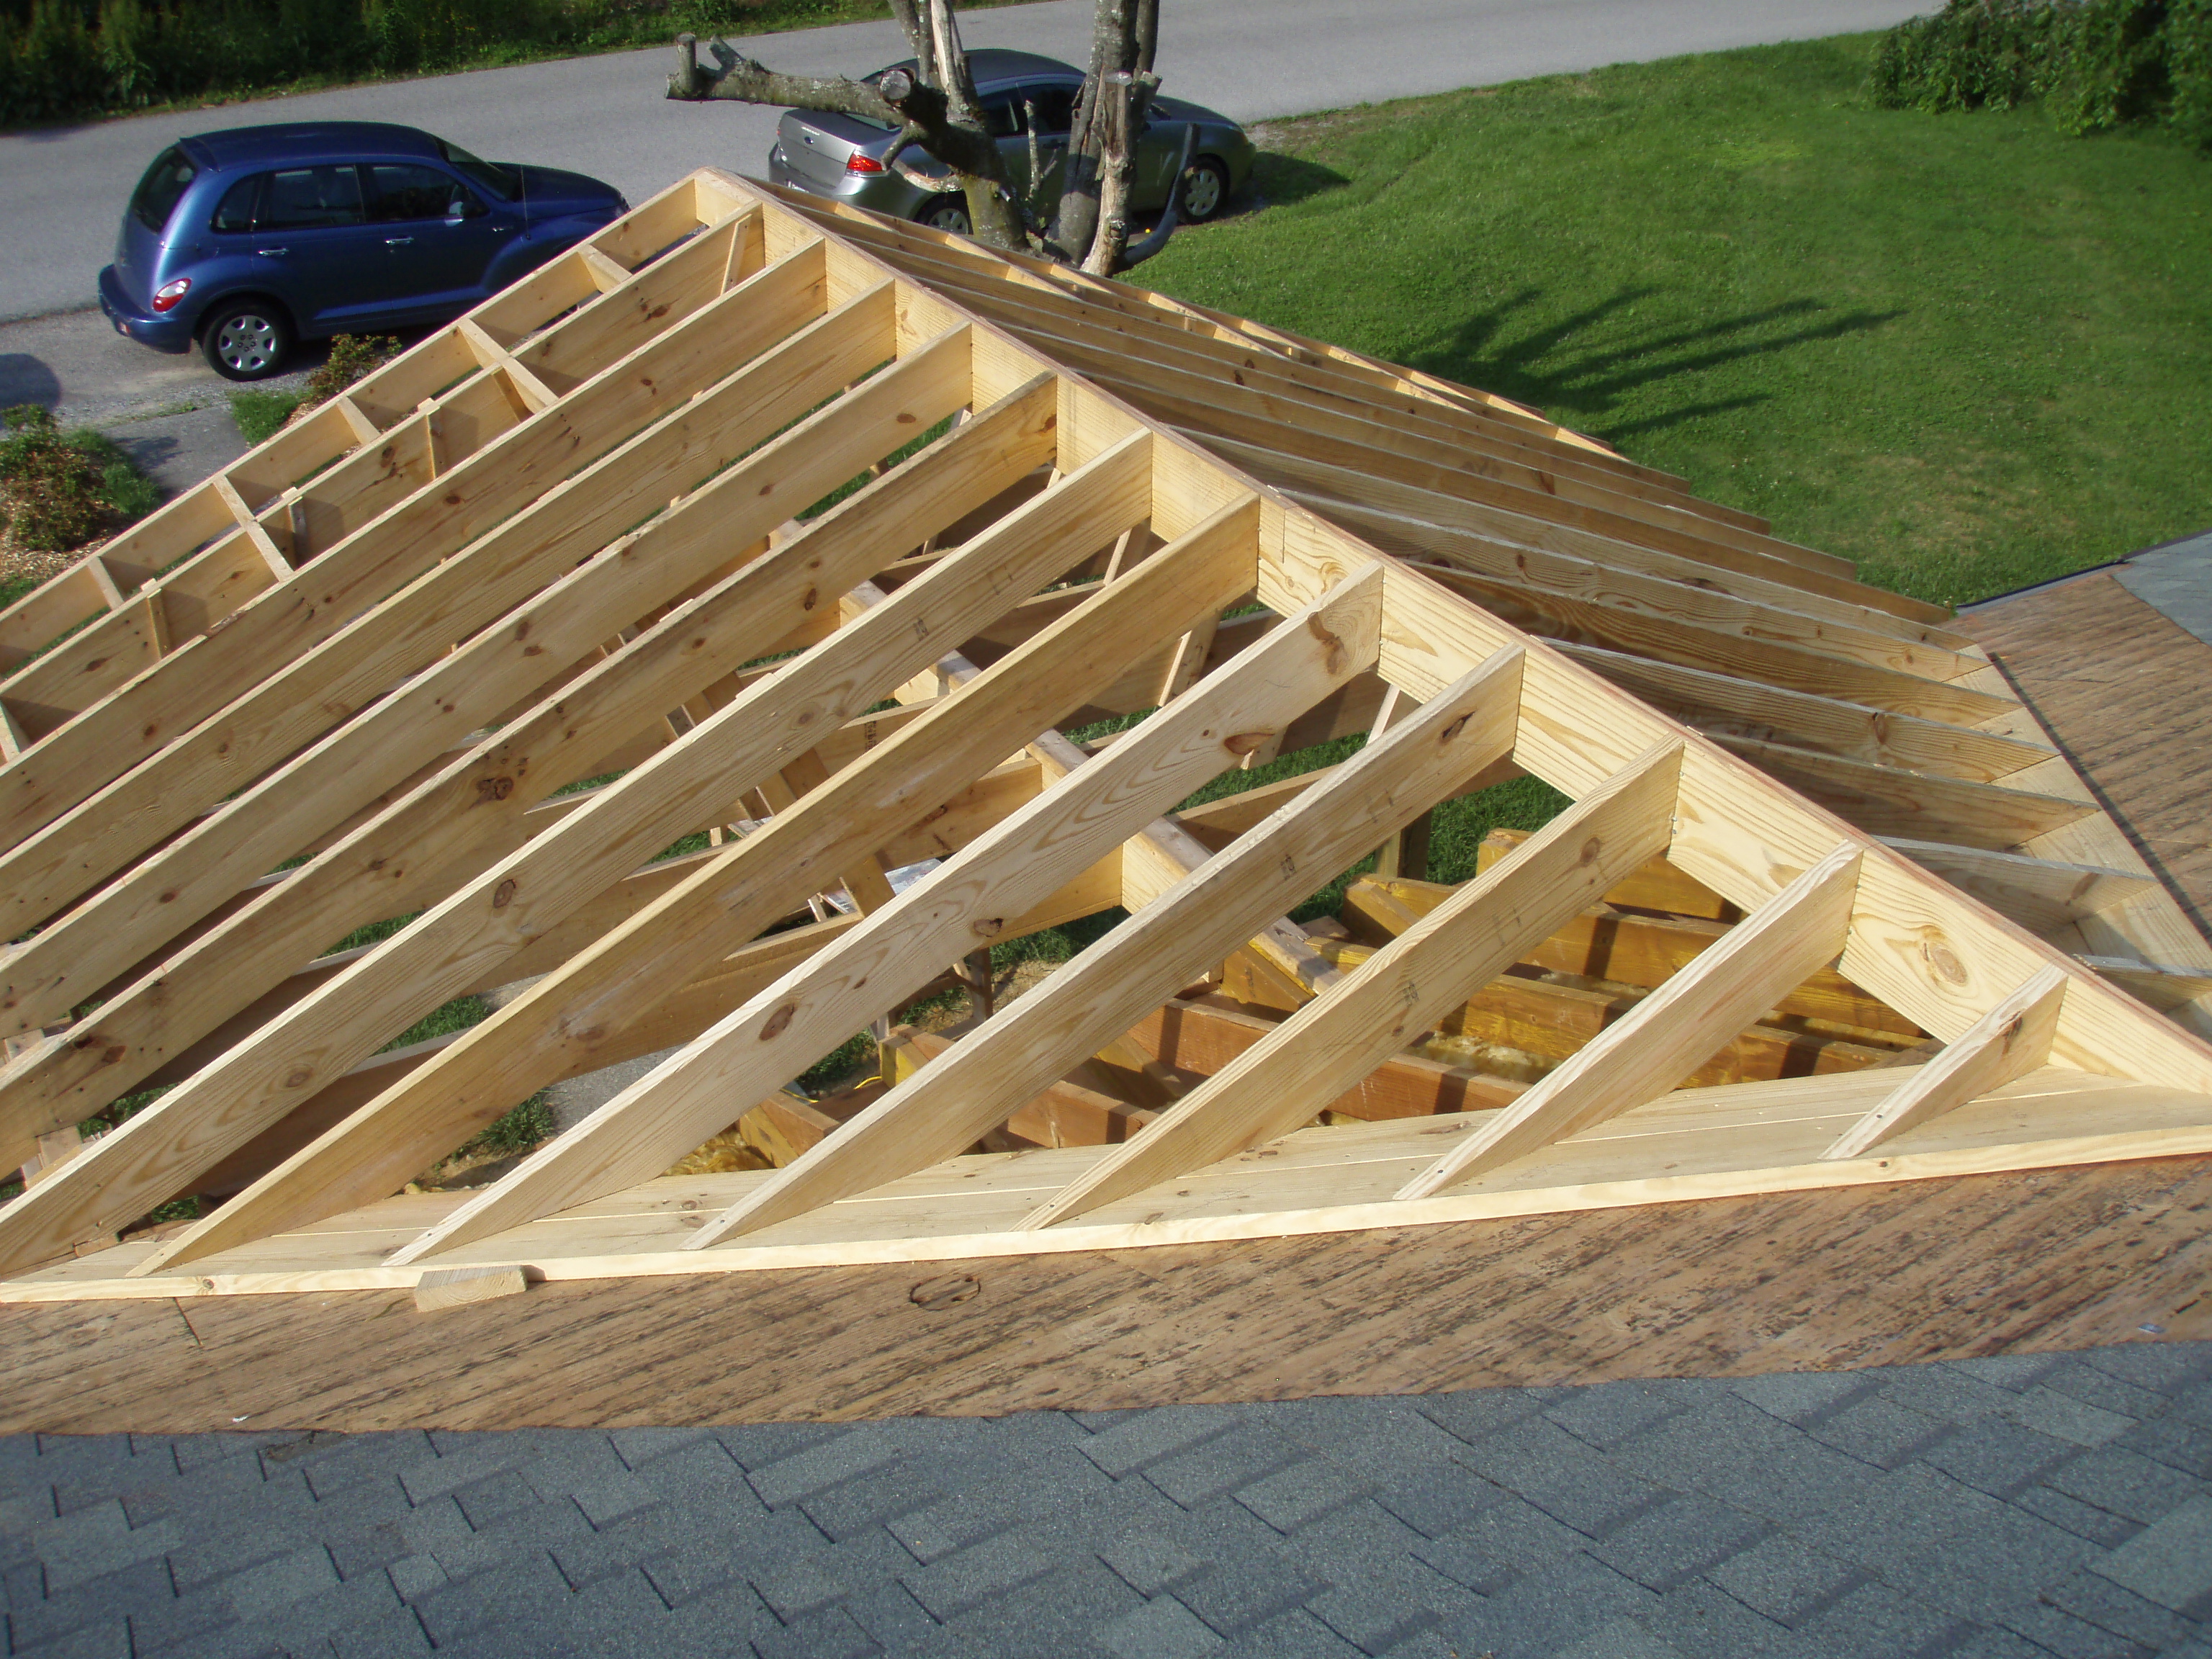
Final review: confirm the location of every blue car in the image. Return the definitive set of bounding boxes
[99,122,627,381]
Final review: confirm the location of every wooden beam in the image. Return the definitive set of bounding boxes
[0,375,1061,1162]
[1823,965,2070,1159]
[1559,644,2045,784]
[1400,841,1864,1195]
[0,236,837,876]
[392,503,1332,1262]
[1,294,945,1031]
[1881,840,2157,938]
[692,642,1525,1246]
[1020,740,1683,1228]
[1717,735,2095,852]
[114,428,1161,1276]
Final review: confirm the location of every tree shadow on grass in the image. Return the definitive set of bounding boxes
[1242,151,1353,212]
[1407,287,1905,441]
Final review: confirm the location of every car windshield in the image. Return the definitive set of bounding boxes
[130,145,197,234]
[436,138,519,201]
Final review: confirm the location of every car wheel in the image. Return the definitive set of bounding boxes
[916,197,971,236]
[1177,157,1231,224]
[200,300,292,381]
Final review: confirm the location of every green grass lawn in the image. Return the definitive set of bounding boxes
[1140,32,2212,608]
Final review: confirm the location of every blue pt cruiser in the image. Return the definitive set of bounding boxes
[100,122,627,380]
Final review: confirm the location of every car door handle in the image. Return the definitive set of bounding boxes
[385,236,415,246]
[256,247,289,256]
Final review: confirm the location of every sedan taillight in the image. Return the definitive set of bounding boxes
[150,276,192,313]
[845,153,886,175]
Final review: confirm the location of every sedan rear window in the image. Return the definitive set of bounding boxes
[258,166,366,230]
[130,146,197,234]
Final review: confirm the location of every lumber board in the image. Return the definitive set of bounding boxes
[693,642,1523,1246]
[117,428,1164,1274]
[0,375,1063,1163]
[385,497,1277,1262]
[1825,965,2070,1159]
[1020,741,1684,1226]
[1401,842,1866,1193]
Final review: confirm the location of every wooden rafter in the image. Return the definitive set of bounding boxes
[1,167,2208,1308]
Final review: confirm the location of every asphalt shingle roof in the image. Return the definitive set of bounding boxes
[4,1341,2209,1658]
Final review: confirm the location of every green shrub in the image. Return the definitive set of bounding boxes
[0,404,159,552]
[304,331,401,402]
[1873,0,2212,147]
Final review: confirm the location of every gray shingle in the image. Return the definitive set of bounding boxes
[1145,1426,1303,1510]
[410,1549,575,1647]
[753,1602,884,1659]
[1214,1605,1367,1658]
[327,1605,434,1658]
[2044,1361,2170,1421]
[2013,1483,2144,1547]
[801,1462,945,1542]
[2004,1384,2138,1448]
[1917,1416,2074,1499]
[1591,1494,1766,1592]
[31,1499,180,1595]
[1555,1615,1691,1658]
[1452,1415,1670,1539]
[1995,1598,2156,1659]
[1789,1578,1976,1659]
[1370,1465,1504,1541]
[2118,1415,2212,1480]
[1233,1460,1372,1534]
[220,1543,341,1620]
[750,1426,902,1509]
[899,1529,1058,1620]
[2041,1568,2202,1649]
[1081,1406,1242,1479]
[1704,1534,1864,1626]
[1608,1397,1878,1524]
[1445,1550,1659,1659]
[1729,1370,1874,1426]
[1416,1387,1557,1445]
[1545,1382,1694,1450]
[1948,1354,2070,1393]
[1175,1552,1329,1636]
[2079,1342,2212,1394]
[1805,1395,1952,1470]
[2044,1446,2206,1524]
[1413,1491,1584,1593]
[887,1490,1017,1566]
[1099,1595,1224,1659]
[1099,1533,1210,1598]
[2091,1493,2212,1614]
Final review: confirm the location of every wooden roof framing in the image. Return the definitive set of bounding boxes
[1,167,2208,1305]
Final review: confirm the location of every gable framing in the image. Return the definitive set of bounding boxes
[1,168,2208,1304]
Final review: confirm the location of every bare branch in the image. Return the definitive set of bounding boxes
[667,33,898,124]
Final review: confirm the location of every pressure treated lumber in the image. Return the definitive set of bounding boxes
[1825,966,2070,1159]
[1020,741,1683,1227]
[1402,841,1866,1195]
[1880,840,2157,938]
[692,644,1526,1246]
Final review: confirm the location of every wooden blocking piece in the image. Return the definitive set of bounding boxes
[694,641,1524,1247]
[1400,840,1866,1197]
[1019,740,1683,1228]
[413,1263,532,1313]
[1478,827,1738,922]
[1823,965,2069,1159]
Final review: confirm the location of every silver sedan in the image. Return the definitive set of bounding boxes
[768,48,1255,234]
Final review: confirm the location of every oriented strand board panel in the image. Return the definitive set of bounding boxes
[1,169,2208,1328]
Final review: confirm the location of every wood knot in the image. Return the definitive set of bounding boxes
[896,412,918,424]
[1922,938,1967,986]
[282,1067,314,1089]
[1578,835,1602,867]
[801,586,819,611]
[909,1273,979,1311]
[1304,612,1346,675]
[1439,714,1470,745]
[1223,730,1273,757]
[973,917,1003,938]
[760,1002,796,1040]
[475,776,514,803]
[492,879,518,910]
